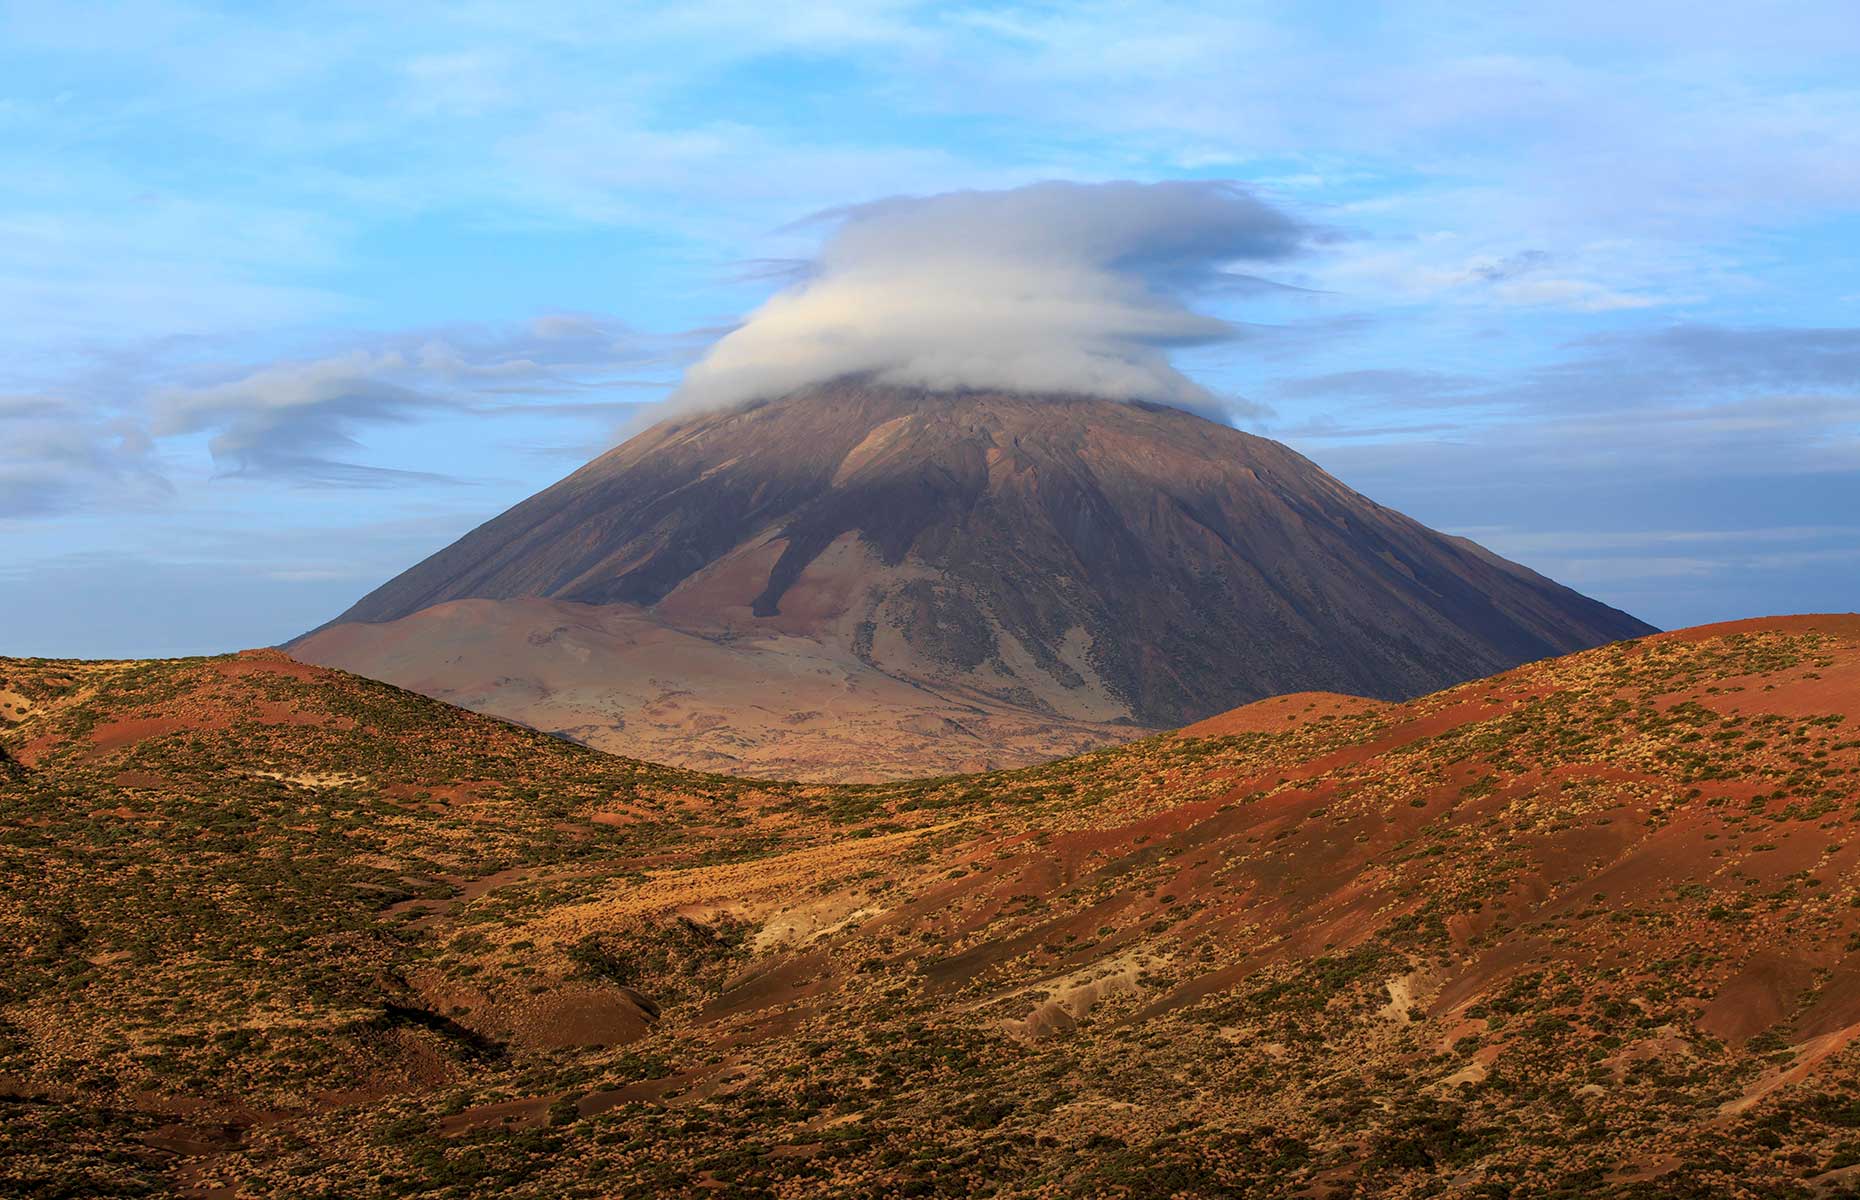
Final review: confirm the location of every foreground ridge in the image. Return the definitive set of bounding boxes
[4,617,1860,1196]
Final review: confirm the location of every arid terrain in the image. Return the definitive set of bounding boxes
[292,595,1148,782]
[294,382,1652,780]
[5,615,1860,1197]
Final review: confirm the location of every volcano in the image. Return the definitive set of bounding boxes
[292,379,1653,778]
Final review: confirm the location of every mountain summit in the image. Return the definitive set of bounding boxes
[294,379,1653,777]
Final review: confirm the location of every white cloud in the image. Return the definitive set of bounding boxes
[672,180,1313,412]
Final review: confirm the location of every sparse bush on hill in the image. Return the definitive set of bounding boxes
[1,621,1859,1194]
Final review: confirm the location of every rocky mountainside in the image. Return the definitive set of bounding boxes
[295,379,1653,778]
[4,616,1860,1196]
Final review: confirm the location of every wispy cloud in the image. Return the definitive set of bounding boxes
[145,316,686,484]
[152,350,450,484]
[1277,321,1860,452]
[1,315,687,507]
[0,394,166,518]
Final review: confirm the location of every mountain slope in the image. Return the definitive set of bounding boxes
[296,379,1653,778]
[6,616,1860,1196]
[290,596,1143,780]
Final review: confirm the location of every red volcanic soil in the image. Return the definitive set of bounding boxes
[1659,613,1860,641]
[9,650,366,767]
[88,716,195,755]
[1174,690,1390,737]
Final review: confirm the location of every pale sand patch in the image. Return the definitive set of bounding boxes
[252,770,366,789]
[1380,971,1422,1023]
[753,894,886,952]
[1000,947,1172,1040]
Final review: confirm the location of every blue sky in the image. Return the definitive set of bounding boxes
[3,1,1857,656]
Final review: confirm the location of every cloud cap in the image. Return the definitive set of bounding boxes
[672,180,1314,412]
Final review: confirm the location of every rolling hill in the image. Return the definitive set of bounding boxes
[4,615,1859,1196]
